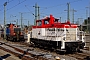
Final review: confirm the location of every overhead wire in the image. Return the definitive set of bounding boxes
[0,0,27,13]
[0,0,27,22]
[0,0,14,11]
[40,0,83,10]
[69,0,83,3]
[39,0,84,17]
[0,0,84,15]
[39,0,84,15]
[0,0,14,7]
[0,1,28,24]
[7,0,14,3]
[7,0,27,11]
[25,5,34,16]
[0,0,87,23]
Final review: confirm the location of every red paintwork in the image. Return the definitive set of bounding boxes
[10,24,14,35]
[32,15,77,29]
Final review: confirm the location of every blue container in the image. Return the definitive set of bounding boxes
[6,27,10,35]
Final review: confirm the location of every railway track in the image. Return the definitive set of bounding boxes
[0,39,90,60]
[66,52,90,60]
[0,41,51,60]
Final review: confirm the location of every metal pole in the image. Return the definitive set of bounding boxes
[86,7,88,18]
[28,21,29,26]
[78,18,79,25]
[67,3,70,21]
[4,2,7,39]
[34,3,38,25]
[87,17,88,32]
[16,19,18,26]
[86,7,89,32]
[33,3,40,25]
[38,6,40,20]
[60,17,61,22]
[72,9,74,23]
[21,13,23,30]
[28,21,29,31]
[72,9,76,24]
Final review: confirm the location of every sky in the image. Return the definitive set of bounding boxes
[0,0,89,25]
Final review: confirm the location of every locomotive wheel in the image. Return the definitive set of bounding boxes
[56,49,65,55]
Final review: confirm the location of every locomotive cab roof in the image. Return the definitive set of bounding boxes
[33,15,77,28]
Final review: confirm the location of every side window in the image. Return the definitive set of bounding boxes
[54,19,58,23]
[39,21,42,26]
[37,21,42,26]
[44,20,49,24]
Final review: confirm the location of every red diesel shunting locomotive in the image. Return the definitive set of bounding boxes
[30,15,85,53]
